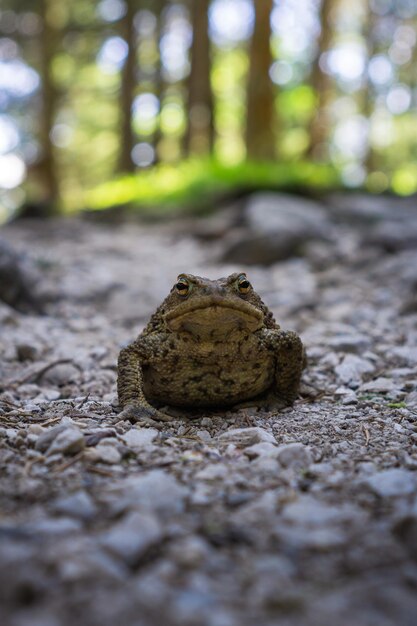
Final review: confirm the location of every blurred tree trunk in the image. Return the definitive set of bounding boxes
[184,0,214,156]
[118,0,137,173]
[153,0,166,163]
[362,4,377,174]
[306,0,335,160]
[38,0,59,214]
[245,0,275,161]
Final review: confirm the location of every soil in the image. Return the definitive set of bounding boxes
[1,199,417,626]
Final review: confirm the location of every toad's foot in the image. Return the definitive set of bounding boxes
[117,402,174,424]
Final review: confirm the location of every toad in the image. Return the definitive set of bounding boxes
[117,273,305,422]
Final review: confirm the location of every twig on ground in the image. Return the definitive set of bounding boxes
[54,451,84,472]
[77,393,91,409]
[85,465,118,477]
[35,416,64,427]
[362,424,370,446]
[7,358,74,387]
[24,455,45,476]
[0,398,22,409]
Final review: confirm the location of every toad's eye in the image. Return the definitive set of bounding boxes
[175,278,190,296]
[237,275,251,294]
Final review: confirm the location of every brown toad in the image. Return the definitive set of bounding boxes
[117,273,305,422]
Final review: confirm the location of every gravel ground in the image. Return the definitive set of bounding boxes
[1,198,417,626]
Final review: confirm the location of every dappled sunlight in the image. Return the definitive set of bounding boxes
[209,0,254,45]
[0,0,416,216]
[97,36,129,73]
[0,153,26,189]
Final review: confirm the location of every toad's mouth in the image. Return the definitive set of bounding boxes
[164,296,263,336]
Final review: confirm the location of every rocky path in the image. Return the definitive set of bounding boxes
[1,194,417,626]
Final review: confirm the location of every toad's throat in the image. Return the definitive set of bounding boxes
[164,297,263,337]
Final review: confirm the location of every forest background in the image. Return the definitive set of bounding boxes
[0,0,416,220]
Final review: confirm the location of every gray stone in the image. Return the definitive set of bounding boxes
[269,259,317,309]
[275,442,313,469]
[52,490,97,521]
[327,333,371,353]
[168,536,211,568]
[189,482,213,506]
[35,424,68,452]
[276,524,346,550]
[100,511,164,565]
[360,377,396,394]
[218,427,276,447]
[249,555,298,607]
[222,193,332,264]
[363,468,417,498]
[37,388,61,401]
[57,541,127,582]
[0,237,44,313]
[196,429,212,442]
[246,193,330,237]
[252,456,280,475]
[26,517,82,535]
[42,362,80,386]
[120,427,158,449]
[406,390,417,407]
[120,469,188,517]
[335,354,375,386]
[47,426,85,456]
[363,219,417,252]
[389,346,417,366]
[95,441,122,464]
[195,463,229,481]
[244,442,278,459]
[170,589,217,624]
[326,193,394,223]
[308,462,336,479]
[231,491,278,526]
[282,496,355,526]
[335,386,358,405]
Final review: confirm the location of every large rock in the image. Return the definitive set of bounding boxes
[325,193,417,224]
[280,496,365,532]
[42,362,80,386]
[0,238,44,313]
[362,469,417,498]
[363,219,417,253]
[324,193,394,224]
[275,443,313,469]
[222,193,333,265]
[47,426,85,456]
[393,513,417,560]
[218,427,276,447]
[99,511,164,565]
[35,424,85,456]
[115,470,188,518]
[120,427,159,450]
[335,354,375,386]
[327,194,417,252]
[52,490,97,521]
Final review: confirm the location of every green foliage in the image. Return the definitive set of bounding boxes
[278,85,316,125]
[2,0,417,217]
[82,159,339,216]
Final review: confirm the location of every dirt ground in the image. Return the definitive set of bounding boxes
[1,196,417,626]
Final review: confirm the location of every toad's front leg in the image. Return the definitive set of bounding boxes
[117,342,173,423]
[263,329,305,406]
